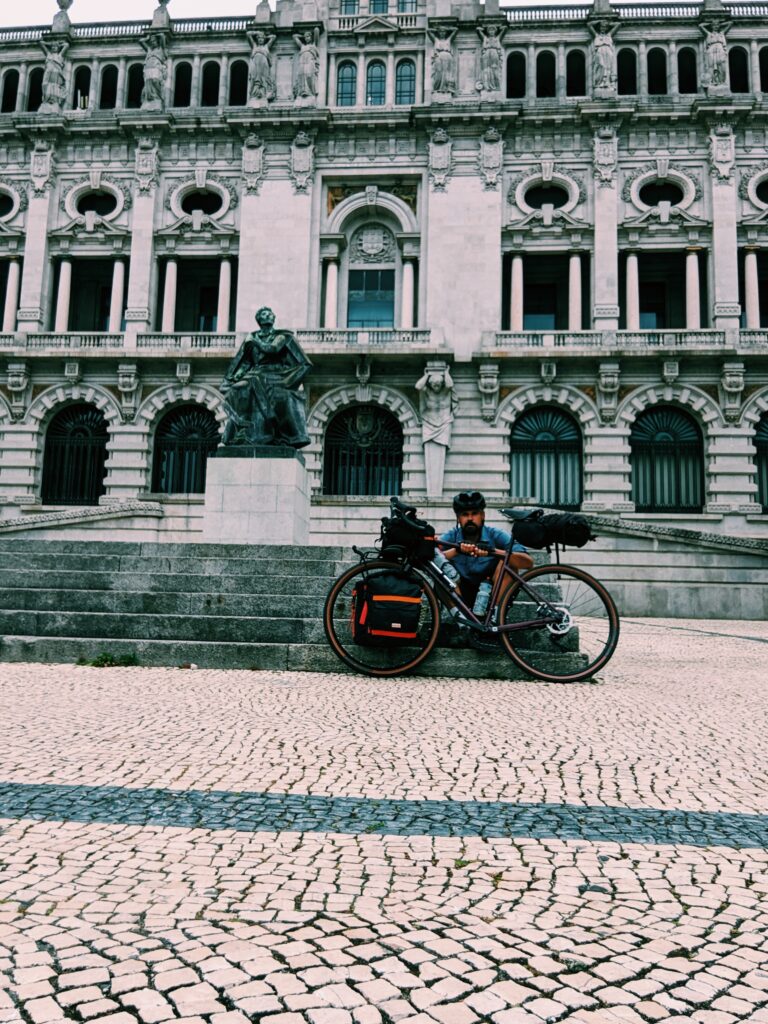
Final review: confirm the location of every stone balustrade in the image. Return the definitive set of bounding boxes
[490,331,605,350]
[136,333,238,351]
[296,328,434,351]
[488,329,745,352]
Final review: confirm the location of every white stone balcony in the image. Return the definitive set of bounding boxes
[486,328,753,353]
[136,333,237,352]
[0,332,126,351]
[488,331,604,351]
[614,330,728,350]
[296,328,437,353]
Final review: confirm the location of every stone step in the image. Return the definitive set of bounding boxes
[0,635,587,681]
[0,540,349,560]
[0,551,350,577]
[0,570,339,596]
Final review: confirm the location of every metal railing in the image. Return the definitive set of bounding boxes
[136,333,238,350]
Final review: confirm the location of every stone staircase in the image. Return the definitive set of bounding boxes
[0,539,558,679]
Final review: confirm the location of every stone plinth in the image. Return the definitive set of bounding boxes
[203,446,310,545]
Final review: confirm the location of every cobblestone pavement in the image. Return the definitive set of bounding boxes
[1,618,767,1024]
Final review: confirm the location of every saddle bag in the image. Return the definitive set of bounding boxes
[351,571,423,647]
[513,511,595,550]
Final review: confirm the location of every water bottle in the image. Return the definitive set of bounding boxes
[431,550,460,589]
[473,580,493,617]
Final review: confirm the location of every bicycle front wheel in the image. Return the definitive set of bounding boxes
[323,560,441,677]
[498,564,619,683]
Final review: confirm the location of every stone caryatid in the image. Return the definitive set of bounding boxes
[140,34,168,111]
[247,30,276,106]
[589,20,619,95]
[476,24,505,97]
[416,362,458,497]
[428,25,458,99]
[52,0,73,33]
[220,306,311,449]
[292,27,320,106]
[702,21,732,92]
[39,39,69,113]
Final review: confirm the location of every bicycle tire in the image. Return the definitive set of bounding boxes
[497,564,620,683]
[323,560,441,677]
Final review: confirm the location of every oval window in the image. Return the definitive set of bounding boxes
[76,191,118,216]
[0,193,13,218]
[756,179,768,205]
[639,181,684,206]
[524,184,569,209]
[181,190,223,215]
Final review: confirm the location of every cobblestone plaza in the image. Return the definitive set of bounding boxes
[1,620,767,1024]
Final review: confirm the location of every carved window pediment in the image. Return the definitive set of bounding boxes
[352,15,398,37]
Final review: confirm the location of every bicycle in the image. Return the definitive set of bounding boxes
[323,496,620,682]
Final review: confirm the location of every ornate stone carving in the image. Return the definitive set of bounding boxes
[355,356,371,403]
[720,360,745,421]
[117,363,141,421]
[477,361,499,423]
[429,128,453,191]
[52,0,74,33]
[62,175,131,220]
[479,128,503,190]
[167,172,238,217]
[416,361,457,498]
[589,20,618,96]
[540,360,557,385]
[593,127,618,187]
[622,164,702,206]
[661,360,679,385]
[247,30,276,106]
[0,502,165,534]
[151,0,171,30]
[709,123,735,181]
[140,34,167,111]
[475,24,505,98]
[176,361,192,385]
[39,39,69,113]
[349,225,395,264]
[428,25,458,100]
[0,182,28,220]
[7,362,30,420]
[292,28,320,106]
[290,132,315,193]
[701,21,731,94]
[597,361,620,423]
[135,138,159,195]
[30,142,54,197]
[242,135,265,196]
[738,162,768,204]
[64,362,81,384]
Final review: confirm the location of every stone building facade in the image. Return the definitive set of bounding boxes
[0,0,767,560]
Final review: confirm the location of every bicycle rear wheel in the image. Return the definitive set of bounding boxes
[323,560,440,677]
[498,564,619,683]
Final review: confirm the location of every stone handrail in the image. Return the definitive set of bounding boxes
[491,331,604,349]
[615,330,727,349]
[737,330,768,347]
[27,333,125,350]
[136,333,238,350]
[296,328,433,348]
[0,335,16,349]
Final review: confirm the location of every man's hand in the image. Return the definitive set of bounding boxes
[459,542,483,557]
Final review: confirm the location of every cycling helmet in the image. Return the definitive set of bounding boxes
[453,490,486,514]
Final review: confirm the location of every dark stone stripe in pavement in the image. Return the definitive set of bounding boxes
[0,781,766,849]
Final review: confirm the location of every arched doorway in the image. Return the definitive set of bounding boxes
[510,406,583,509]
[323,405,403,495]
[151,405,221,494]
[41,404,109,505]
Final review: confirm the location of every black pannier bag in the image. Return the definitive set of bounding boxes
[513,511,595,550]
[352,571,424,647]
[379,514,435,561]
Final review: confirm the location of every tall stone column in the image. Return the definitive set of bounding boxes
[161,258,178,333]
[191,55,202,106]
[526,44,536,97]
[15,65,28,112]
[125,139,160,341]
[592,127,620,330]
[668,41,678,95]
[625,252,640,330]
[510,253,524,331]
[54,258,72,333]
[356,59,366,106]
[744,248,760,328]
[116,58,126,109]
[401,259,415,329]
[2,258,21,333]
[638,41,647,95]
[324,259,339,328]
[386,51,395,106]
[568,252,582,331]
[685,248,701,329]
[108,258,126,333]
[709,124,741,330]
[219,55,229,105]
[217,257,231,333]
[18,145,55,334]
[751,40,761,94]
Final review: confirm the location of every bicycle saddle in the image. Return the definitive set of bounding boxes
[500,507,543,521]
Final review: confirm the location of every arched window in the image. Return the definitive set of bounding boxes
[229,60,248,105]
[617,48,637,95]
[126,63,143,108]
[151,405,220,494]
[647,47,667,95]
[761,46,768,92]
[1,69,19,113]
[201,60,220,106]
[729,46,750,93]
[99,64,118,109]
[41,404,109,506]
[510,407,583,510]
[630,406,704,512]
[366,60,386,105]
[323,405,403,496]
[337,61,357,106]
[507,51,526,98]
[536,51,556,98]
[566,50,586,96]
[27,67,44,112]
[677,47,698,93]
[755,413,768,511]
[72,66,91,109]
[173,62,192,107]
[395,59,415,104]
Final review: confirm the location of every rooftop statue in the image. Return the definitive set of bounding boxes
[247,30,276,106]
[293,28,321,106]
[39,39,69,113]
[589,20,618,94]
[220,307,311,449]
[52,0,73,33]
[476,24,505,97]
[702,21,732,91]
[428,26,458,98]
[140,34,168,110]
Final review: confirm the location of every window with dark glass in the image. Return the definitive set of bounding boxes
[536,51,556,98]
[201,61,220,106]
[761,46,768,92]
[755,414,768,511]
[173,62,192,107]
[41,404,109,506]
[506,51,526,98]
[510,407,583,510]
[677,47,698,93]
[395,59,415,104]
[347,269,395,327]
[366,61,386,105]
[72,66,90,109]
[647,47,667,95]
[323,405,403,496]
[398,0,417,11]
[99,65,118,109]
[152,405,220,494]
[1,69,19,113]
[126,63,144,108]
[566,50,586,96]
[27,67,44,112]
[370,0,388,12]
[617,48,637,94]
[340,0,359,13]
[337,61,357,105]
[229,60,248,105]
[729,46,750,93]
[630,406,704,512]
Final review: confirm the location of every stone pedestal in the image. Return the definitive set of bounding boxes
[203,446,310,545]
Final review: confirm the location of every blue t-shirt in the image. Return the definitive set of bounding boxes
[439,524,525,583]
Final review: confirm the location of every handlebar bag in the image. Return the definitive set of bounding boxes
[352,571,423,647]
[380,515,435,560]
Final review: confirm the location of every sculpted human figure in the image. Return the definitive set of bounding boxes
[220,306,311,449]
[292,28,320,101]
[589,21,618,92]
[476,24,505,94]
[416,365,458,496]
[39,40,69,113]
[140,34,167,110]
[702,23,731,88]
[247,30,276,104]
[428,26,458,96]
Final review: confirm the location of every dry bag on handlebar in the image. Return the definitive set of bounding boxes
[379,514,435,561]
[513,511,595,550]
[351,571,423,647]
